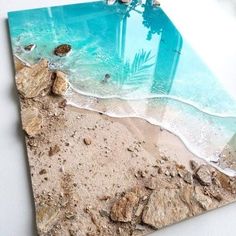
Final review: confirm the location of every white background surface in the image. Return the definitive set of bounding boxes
[0,0,236,235]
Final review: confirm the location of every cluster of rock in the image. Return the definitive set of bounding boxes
[13,41,235,236]
[23,43,72,57]
[109,160,235,230]
[15,58,69,137]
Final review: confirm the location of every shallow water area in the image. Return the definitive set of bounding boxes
[8,0,236,175]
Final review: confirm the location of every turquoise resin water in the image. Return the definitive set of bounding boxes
[8,1,236,174]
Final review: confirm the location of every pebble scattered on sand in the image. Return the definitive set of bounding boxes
[83,137,92,145]
[49,145,61,156]
[190,160,199,171]
[144,177,157,190]
[39,169,47,175]
[183,171,193,184]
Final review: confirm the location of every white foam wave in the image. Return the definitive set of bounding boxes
[69,83,236,119]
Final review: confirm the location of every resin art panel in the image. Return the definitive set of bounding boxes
[8,1,236,235]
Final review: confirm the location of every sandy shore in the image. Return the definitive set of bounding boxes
[14,57,236,236]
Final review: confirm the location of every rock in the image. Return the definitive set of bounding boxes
[52,71,68,96]
[83,138,92,146]
[105,74,111,79]
[16,59,52,98]
[24,44,36,52]
[101,73,111,83]
[28,138,38,147]
[215,172,231,190]
[68,229,77,236]
[21,107,43,136]
[142,188,190,229]
[127,146,134,152]
[49,145,61,156]
[161,155,169,161]
[194,186,212,210]
[58,99,67,108]
[54,44,72,57]
[157,167,163,174]
[153,0,161,7]
[98,195,111,201]
[230,179,236,194]
[119,0,131,4]
[110,192,139,222]
[207,188,223,202]
[135,204,144,217]
[159,160,165,164]
[164,170,170,176]
[190,160,199,171]
[144,177,156,190]
[39,169,47,175]
[36,205,60,234]
[183,171,193,184]
[65,211,76,220]
[195,165,212,186]
[177,169,186,178]
[99,209,109,217]
[135,169,147,178]
[135,224,146,231]
[169,168,177,178]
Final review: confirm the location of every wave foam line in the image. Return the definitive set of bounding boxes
[14,53,31,67]
[67,100,236,177]
[69,84,236,119]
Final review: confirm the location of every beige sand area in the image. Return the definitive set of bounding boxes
[14,56,236,236]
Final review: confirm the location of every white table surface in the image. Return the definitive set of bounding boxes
[0,0,236,235]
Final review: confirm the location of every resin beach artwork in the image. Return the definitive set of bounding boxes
[8,0,236,235]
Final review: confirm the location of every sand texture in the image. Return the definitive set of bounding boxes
[13,58,236,236]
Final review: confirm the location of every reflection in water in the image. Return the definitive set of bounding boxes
[8,1,236,174]
[140,0,183,94]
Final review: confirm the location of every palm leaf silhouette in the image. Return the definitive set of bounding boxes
[124,49,155,86]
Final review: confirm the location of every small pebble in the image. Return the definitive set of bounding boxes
[83,138,92,145]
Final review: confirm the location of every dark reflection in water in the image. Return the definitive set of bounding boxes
[114,0,183,94]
